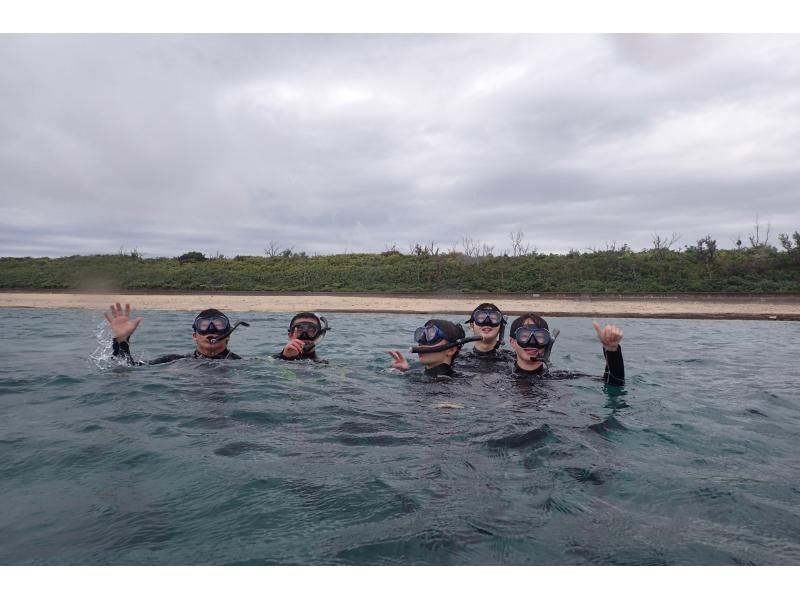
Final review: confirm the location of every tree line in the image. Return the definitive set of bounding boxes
[2,230,799,293]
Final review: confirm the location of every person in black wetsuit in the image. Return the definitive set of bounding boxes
[460,303,514,367]
[105,302,245,365]
[509,312,625,385]
[273,312,329,362]
[387,319,479,378]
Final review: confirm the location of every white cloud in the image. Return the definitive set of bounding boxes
[2,34,800,258]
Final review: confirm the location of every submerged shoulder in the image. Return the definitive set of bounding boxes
[149,353,190,365]
[424,364,459,379]
[543,368,585,380]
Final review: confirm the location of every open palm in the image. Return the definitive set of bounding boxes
[104,303,142,340]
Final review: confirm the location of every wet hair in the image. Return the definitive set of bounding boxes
[289,312,321,328]
[425,319,465,342]
[196,308,228,320]
[509,313,549,337]
[474,302,501,312]
[467,302,502,322]
[424,319,466,361]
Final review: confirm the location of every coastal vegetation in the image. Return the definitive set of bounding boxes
[2,232,800,293]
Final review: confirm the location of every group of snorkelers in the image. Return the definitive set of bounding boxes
[105,303,330,365]
[104,301,624,385]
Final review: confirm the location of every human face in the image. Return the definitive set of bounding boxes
[192,329,230,356]
[470,320,500,341]
[510,337,544,360]
[416,339,457,367]
[469,308,502,346]
[510,319,545,365]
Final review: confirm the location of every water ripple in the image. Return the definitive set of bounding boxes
[2,310,800,564]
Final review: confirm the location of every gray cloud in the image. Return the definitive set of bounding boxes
[2,34,799,258]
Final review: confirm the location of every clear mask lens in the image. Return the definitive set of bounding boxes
[515,326,550,347]
[472,310,502,326]
[292,322,320,340]
[194,316,230,333]
[414,325,444,345]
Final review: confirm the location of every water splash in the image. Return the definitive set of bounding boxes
[89,313,116,369]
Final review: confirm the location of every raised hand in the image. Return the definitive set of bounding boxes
[282,338,310,359]
[592,320,624,352]
[386,350,410,371]
[104,302,143,341]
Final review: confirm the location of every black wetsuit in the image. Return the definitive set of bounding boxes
[112,339,241,365]
[513,346,625,386]
[459,345,515,371]
[423,363,459,378]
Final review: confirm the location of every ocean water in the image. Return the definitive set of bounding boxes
[1,307,799,565]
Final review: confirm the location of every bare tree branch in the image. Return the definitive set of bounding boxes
[264,241,281,257]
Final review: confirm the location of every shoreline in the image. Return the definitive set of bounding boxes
[1,291,799,320]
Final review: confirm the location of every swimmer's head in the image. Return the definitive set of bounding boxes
[192,308,233,354]
[288,312,329,340]
[509,313,554,363]
[288,312,330,354]
[466,302,506,347]
[509,313,549,335]
[193,309,231,335]
[412,319,467,366]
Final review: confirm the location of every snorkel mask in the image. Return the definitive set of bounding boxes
[193,312,250,344]
[193,314,230,334]
[410,320,482,354]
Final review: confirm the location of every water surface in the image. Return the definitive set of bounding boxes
[1,308,798,565]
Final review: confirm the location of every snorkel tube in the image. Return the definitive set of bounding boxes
[207,320,250,344]
[530,328,560,365]
[313,314,330,337]
[496,317,507,348]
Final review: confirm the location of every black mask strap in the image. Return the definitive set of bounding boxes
[494,317,507,350]
[410,335,483,354]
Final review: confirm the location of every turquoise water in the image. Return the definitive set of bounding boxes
[1,307,799,565]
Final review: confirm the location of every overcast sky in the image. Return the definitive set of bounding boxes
[1,33,799,258]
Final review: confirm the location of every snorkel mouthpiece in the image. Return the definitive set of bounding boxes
[208,320,250,344]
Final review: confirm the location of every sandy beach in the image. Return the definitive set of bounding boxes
[2,291,799,320]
